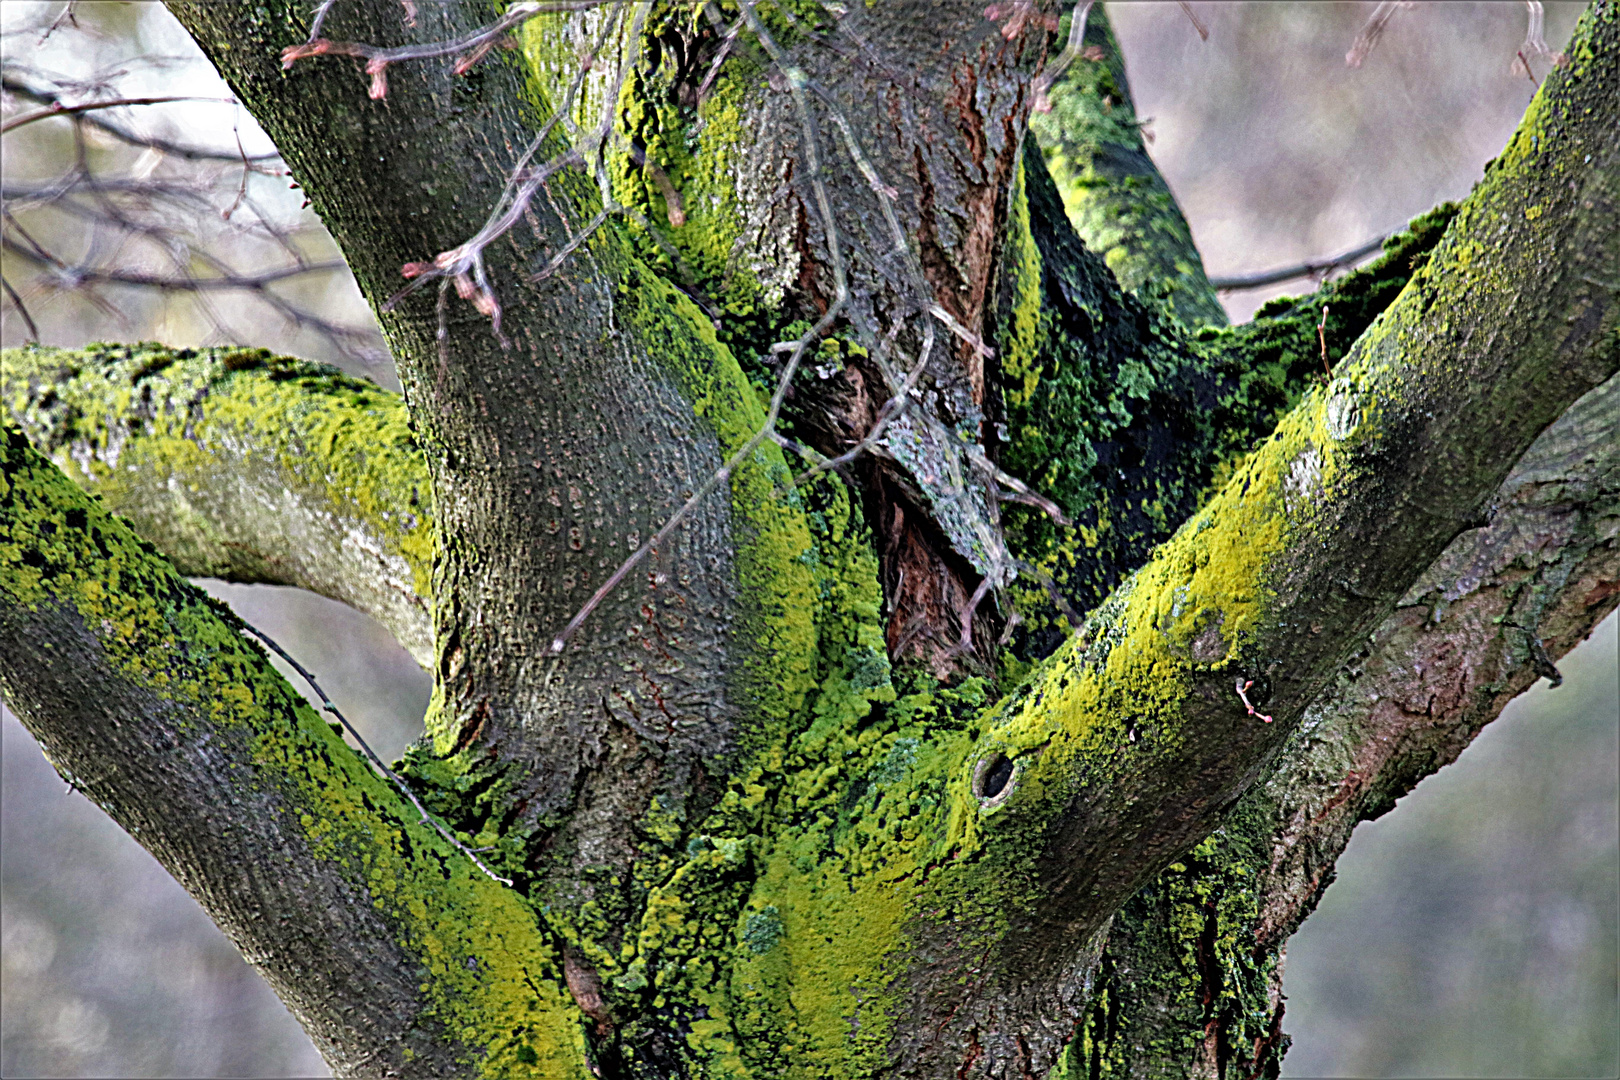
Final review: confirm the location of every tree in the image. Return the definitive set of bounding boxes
[2,1,1616,1076]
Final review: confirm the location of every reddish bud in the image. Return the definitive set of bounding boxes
[280,40,330,68]
[455,40,497,75]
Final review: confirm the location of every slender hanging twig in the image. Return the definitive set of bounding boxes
[236,619,514,887]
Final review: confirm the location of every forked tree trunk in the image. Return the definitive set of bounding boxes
[2,2,1617,1077]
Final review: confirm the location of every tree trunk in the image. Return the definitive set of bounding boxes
[2,1,1617,1076]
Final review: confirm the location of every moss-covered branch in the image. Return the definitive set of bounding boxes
[993,134,1456,663]
[1030,4,1225,328]
[6,2,1606,1076]
[901,5,1617,1065]
[1,342,434,666]
[1059,369,1620,1080]
[0,428,587,1077]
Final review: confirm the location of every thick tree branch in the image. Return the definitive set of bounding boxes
[898,6,1617,1066]
[1258,370,1620,939]
[1029,3,1226,328]
[1,342,434,666]
[169,5,838,1010]
[1066,368,1620,1079]
[12,3,1603,1076]
[0,428,587,1077]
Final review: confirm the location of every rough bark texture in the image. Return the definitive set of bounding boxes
[0,428,587,1077]
[2,1,1618,1077]
[1059,370,1620,1080]
[0,343,435,664]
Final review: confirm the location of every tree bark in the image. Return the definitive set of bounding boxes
[1,342,434,664]
[2,1,1617,1076]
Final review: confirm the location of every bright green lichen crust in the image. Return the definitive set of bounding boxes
[28,0,1609,1074]
[0,342,435,665]
[0,428,586,1077]
[991,135,1455,668]
[1029,5,1226,330]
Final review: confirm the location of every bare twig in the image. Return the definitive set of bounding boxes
[958,575,994,652]
[2,244,347,291]
[2,52,381,363]
[1176,1,1209,42]
[1345,0,1408,69]
[1236,678,1273,723]
[2,77,284,165]
[282,0,612,99]
[695,13,743,103]
[970,448,1072,527]
[2,94,236,134]
[236,619,514,886]
[382,3,632,329]
[1512,0,1568,80]
[1033,0,1094,112]
[1,274,40,341]
[307,0,339,40]
[1209,233,1387,291]
[1317,303,1332,380]
[794,323,936,484]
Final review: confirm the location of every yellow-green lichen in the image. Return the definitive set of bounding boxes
[0,342,435,605]
[1,429,587,1077]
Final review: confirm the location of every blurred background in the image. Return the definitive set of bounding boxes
[1,1,1614,1076]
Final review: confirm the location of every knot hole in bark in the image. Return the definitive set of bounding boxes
[974,752,1017,809]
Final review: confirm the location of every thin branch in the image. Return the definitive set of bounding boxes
[1345,0,1408,69]
[2,242,346,291]
[1317,303,1332,380]
[957,575,994,652]
[1176,1,1209,42]
[307,0,339,40]
[695,13,743,103]
[1,274,40,341]
[235,619,514,887]
[382,4,628,325]
[1,78,283,166]
[282,0,612,99]
[1209,233,1387,291]
[969,447,1072,527]
[1033,0,1094,112]
[1512,0,1568,79]
[1,94,236,134]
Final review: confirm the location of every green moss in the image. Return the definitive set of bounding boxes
[1029,5,1226,329]
[1,427,587,1077]
[0,342,436,601]
[615,261,822,736]
[1051,796,1287,1079]
[992,144,1455,663]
